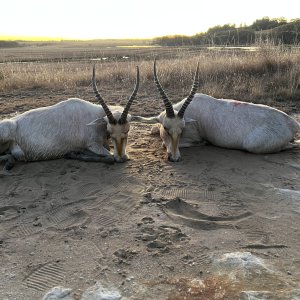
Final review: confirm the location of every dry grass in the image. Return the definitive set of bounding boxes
[0,42,299,113]
[165,276,236,300]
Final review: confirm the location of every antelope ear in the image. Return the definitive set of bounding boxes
[87,117,107,126]
[184,116,196,123]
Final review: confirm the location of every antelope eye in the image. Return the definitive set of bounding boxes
[163,127,171,135]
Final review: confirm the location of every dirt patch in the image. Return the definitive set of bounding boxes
[0,91,300,299]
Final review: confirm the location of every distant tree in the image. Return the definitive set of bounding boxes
[192,32,207,45]
[272,19,300,44]
[152,18,298,46]
[205,28,255,45]
[236,29,256,44]
[291,18,300,23]
[206,24,236,34]
[239,23,248,28]
[153,35,193,46]
[250,17,287,31]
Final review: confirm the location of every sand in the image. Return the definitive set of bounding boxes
[0,92,299,299]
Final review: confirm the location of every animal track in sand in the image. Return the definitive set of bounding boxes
[196,252,212,265]
[90,195,139,229]
[245,230,274,244]
[44,207,89,230]
[163,197,252,230]
[93,214,118,227]
[154,186,223,202]
[63,181,102,200]
[109,191,139,213]
[0,205,25,221]
[152,176,231,201]
[84,183,142,229]
[5,222,43,238]
[23,261,65,291]
[239,221,289,256]
[136,218,190,253]
[159,187,196,199]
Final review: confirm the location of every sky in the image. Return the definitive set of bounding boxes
[1,0,299,40]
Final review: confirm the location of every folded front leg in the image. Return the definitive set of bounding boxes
[64,150,114,164]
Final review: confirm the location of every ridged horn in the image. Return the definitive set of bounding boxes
[177,62,199,119]
[119,66,140,124]
[92,65,117,124]
[153,59,175,118]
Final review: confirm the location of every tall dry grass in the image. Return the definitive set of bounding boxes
[0,43,299,111]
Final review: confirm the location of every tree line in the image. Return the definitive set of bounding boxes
[0,41,20,48]
[152,17,300,46]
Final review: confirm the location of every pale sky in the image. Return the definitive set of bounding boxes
[1,0,299,40]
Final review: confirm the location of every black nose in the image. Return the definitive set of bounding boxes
[115,157,127,163]
[168,153,181,162]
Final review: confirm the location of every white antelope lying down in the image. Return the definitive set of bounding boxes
[133,60,300,162]
[0,65,139,170]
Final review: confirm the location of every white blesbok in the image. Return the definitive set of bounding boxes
[132,60,300,162]
[0,65,139,170]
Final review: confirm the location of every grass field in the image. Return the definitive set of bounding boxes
[0,40,300,114]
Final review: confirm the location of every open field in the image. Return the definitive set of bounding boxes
[1,41,300,113]
[0,42,300,299]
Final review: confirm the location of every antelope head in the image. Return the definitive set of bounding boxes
[132,59,199,162]
[91,65,139,162]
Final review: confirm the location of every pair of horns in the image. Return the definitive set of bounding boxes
[154,59,199,118]
[92,65,140,124]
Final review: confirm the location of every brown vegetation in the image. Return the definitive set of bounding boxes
[0,41,299,114]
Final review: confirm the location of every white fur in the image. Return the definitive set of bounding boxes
[176,94,300,153]
[0,98,130,162]
[134,93,300,161]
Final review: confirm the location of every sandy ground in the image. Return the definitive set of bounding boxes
[0,90,300,299]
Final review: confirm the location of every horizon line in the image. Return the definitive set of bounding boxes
[0,35,157,42]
